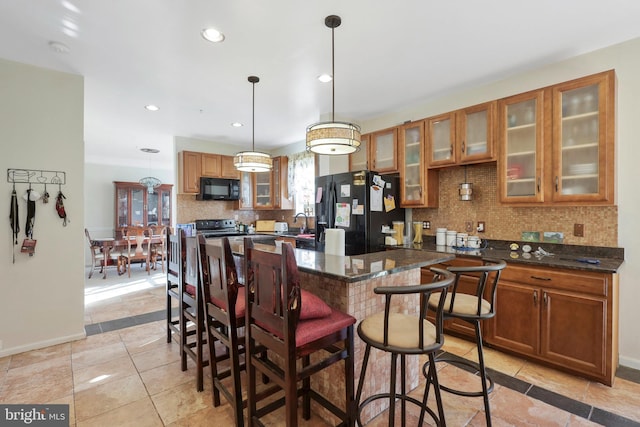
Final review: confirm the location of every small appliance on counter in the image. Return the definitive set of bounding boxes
[194,219,246,238]
[255,220,276,233]
[274,222,288,234]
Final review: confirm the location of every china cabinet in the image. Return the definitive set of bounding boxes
[427,101,496,168]
[114,181,173,239]
[498,70,615,205]
[370,127,398,173]
[349,133,369,171]
[398,120,438,207]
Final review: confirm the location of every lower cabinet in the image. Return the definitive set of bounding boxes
[422,258,618,385]
[489,263,617,385]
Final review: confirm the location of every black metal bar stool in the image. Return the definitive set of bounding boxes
[355,268,455,427]
[424,259,506,426]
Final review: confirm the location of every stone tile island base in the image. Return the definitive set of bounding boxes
[299,267,423,425]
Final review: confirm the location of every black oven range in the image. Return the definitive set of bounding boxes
[194,219,246,238]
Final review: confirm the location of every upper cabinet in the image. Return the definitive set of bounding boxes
[498,70,615,205]
[498,89,547,203]
[551,70,615,204]
[178,151,239,193]
[427,101,496,168]
[243,156,293,210]
[349,133,369,171]
[398,120,438,207]
[370,127,398,173]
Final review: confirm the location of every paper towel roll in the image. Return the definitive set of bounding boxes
[325,228,345,256]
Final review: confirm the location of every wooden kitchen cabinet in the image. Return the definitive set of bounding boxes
[349,133,369,171]
[114,181,173,239]
[498,70,615,205]
[238,171,253,210]
[427,101,496,168]
[398,120,439,207]
[248,156,293,210]
[370,127,398,173]
[489,263,618,385]
[498,89,547,203]
[178,150,239,193]
[550,70,615,204]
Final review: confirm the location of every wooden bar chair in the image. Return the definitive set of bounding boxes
[244,239,356,427]
[182,234,209,391]
[355,268,455,427]
[426,259,506,426]
[166,228,185,345]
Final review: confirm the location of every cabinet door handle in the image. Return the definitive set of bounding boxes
[461,140,465,154]
[533,290,538,306]
[555,176,559,192]
[531,275,552,281]
[449,144,453,156]
[543,292,548,306]
[537,177,541,193]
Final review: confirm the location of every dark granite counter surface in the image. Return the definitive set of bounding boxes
[397,237,624,273]
[211,237,455,283]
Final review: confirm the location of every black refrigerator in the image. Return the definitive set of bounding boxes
[315,170,405,255]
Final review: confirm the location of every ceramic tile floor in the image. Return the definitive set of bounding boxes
[1,266,639,426]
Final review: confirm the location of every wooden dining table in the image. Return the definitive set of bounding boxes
[92,235,163,279]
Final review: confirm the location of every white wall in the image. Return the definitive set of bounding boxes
[360,37,640,369]
[0,59,85,356]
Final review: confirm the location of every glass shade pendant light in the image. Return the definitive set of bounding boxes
[234,76,273,172]
[139,148,162,194]
[306,15,361,155]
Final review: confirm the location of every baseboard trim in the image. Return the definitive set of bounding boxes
[0,331,87,358]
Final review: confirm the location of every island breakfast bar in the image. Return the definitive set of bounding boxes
[221,238,455,424]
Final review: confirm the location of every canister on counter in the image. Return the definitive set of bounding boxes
[436,228,447,246]
[446,230,457,246]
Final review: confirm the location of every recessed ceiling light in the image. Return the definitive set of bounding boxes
[318,74,332,83]
[145,105,159,111]
[48,41,69,54]
[231,122,243,127]
[140,148,160,154]
[201,27,225,43]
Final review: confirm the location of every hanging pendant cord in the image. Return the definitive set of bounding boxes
[252,79,255,151]
[331,24,335,122]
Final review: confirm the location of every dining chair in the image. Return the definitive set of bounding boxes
[426,259,506,426]
[355,268,455,427]
[166,228,185,345]
[85,228,106,279]
[119,227,153,277]
[244,239,356,427]
[150,225,168,272]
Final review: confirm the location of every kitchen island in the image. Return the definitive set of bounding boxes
[216,237,455,424]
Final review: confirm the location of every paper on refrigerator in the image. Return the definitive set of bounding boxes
[334,203,351,227]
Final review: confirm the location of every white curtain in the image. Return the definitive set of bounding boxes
[287,151,314,210]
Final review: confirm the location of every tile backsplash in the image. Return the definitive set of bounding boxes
[412,163,618,247]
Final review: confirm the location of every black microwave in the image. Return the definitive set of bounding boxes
[196,177,240,201]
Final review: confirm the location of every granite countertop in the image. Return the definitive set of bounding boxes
[399,238,624,273]
[211,237,455,283]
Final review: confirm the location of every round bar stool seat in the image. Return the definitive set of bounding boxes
[355,268,455,427]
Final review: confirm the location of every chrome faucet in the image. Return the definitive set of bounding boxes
[293,212,308,235]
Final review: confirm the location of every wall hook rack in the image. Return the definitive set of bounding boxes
[7,168,67,186]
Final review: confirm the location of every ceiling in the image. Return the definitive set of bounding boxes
[1,1,640,167]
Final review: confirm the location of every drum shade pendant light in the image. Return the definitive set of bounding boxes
[234,76,273,172]
[139,148,162,194]
[306,15,361,155]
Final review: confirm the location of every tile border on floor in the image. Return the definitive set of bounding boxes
[83,312,640,426]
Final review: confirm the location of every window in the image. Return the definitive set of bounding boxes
[287,151,315,216]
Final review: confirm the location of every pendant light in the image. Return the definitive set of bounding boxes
[306,15,361,155]
[459,165,473,201]
[234,76,273,172]
[139,148,162,194]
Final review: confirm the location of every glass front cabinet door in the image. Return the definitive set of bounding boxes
[498,90,546,203]
[426,112,456,167]
[551,70,614,204]
[458,101,496,163]
[349,133,369,171]
[253,171,273,209]
[370,128,398,173]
